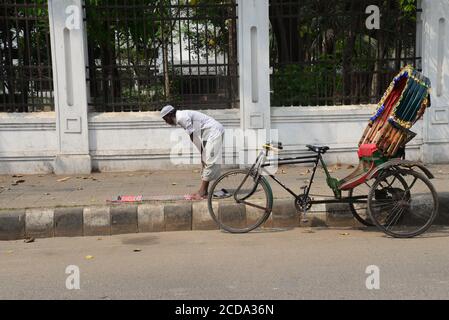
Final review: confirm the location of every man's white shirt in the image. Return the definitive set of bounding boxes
[176,110,224,142]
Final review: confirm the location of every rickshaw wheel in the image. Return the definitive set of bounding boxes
[348,172,408,227]
[367,168,439,238]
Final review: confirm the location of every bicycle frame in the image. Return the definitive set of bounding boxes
[234,148,367,208]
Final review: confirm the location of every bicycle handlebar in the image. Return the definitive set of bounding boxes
[263,141,283,151]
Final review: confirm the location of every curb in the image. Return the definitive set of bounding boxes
[1,195,448,241]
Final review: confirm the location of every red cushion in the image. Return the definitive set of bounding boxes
[358,144,378,158]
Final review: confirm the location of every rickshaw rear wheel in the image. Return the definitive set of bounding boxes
[367,168,438,238]
[348,172,408,227]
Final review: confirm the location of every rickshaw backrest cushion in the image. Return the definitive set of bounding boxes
[358,144,378,158]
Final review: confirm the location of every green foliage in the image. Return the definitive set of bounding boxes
[270,0,419,106]
[181,0,236,57]
[399,0,417,14]
[272,56,342,106]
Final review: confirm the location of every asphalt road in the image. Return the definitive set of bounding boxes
[1,227,449,300]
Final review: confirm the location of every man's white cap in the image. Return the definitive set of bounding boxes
[160,105,175,118]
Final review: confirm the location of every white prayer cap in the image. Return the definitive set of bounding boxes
[160,105,175,118]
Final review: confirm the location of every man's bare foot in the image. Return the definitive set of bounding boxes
[184,193,207,201]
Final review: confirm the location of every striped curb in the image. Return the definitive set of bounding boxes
[1,194,448,240]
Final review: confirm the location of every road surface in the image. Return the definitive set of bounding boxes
[1,227,449,299]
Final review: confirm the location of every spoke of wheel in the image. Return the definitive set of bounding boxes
[372,201,395,208]
[380,201,401,225]
[407,177,418,190]
[241,201,266,211]
[385,205,406,230]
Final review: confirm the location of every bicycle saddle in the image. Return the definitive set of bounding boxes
[306,145,330,154]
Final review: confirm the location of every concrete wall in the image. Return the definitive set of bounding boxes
[88,110,241,172]
[0,106,425,174]
[0,0,446,174]
[0,113,56,174]
[272,106,424,164]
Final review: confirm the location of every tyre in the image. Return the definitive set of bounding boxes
[207,169,273,233]
[368,169,439,238]
[348,185,373,227]
[349,173,408,227]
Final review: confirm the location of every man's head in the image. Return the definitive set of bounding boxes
[161,105,177,126]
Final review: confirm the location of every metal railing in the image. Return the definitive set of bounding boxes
[269,0,421,107]
[84,0,239,112]
[0,0,54,112]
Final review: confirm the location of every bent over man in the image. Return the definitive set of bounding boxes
[161,105,224,200]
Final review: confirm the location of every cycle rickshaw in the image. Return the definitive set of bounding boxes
[207,66,439,238]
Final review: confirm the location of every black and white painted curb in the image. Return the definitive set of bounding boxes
[1,195,448,241]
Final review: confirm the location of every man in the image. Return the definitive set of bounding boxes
[161,105,224,200]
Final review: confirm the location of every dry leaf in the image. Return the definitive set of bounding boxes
[340,232,350,236]
[24,237,35,243]
[6,250,14,254]
[133,249,142,252]
[172,182,177,186]
[12,174,23,178]
[85,255,94,260]
[57,177,71,182]
[302,229,315,234]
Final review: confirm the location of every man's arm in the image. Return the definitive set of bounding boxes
[190,133,205,167]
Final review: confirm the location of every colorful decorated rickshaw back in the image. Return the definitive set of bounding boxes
[339,66,432,190]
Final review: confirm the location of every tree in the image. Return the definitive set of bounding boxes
[1,0,51,112]
[269,0,418,106]
[182,0,238,107]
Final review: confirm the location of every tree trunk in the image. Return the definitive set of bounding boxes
[21,20,31,111]
[342,1,362,105]
[269,0,303,64]
[162,40,170,100]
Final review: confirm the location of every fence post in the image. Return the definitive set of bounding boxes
[237,0,271,162]
[421,0,449,163]
[48,0,91,174]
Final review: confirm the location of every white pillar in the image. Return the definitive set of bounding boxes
[237,0,271,162]
[421,0,449,163]
[48,0,91,174]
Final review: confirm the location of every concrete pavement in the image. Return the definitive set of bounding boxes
[1,228,449,299]
[1,164,449,240]
[2,164,449,209]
